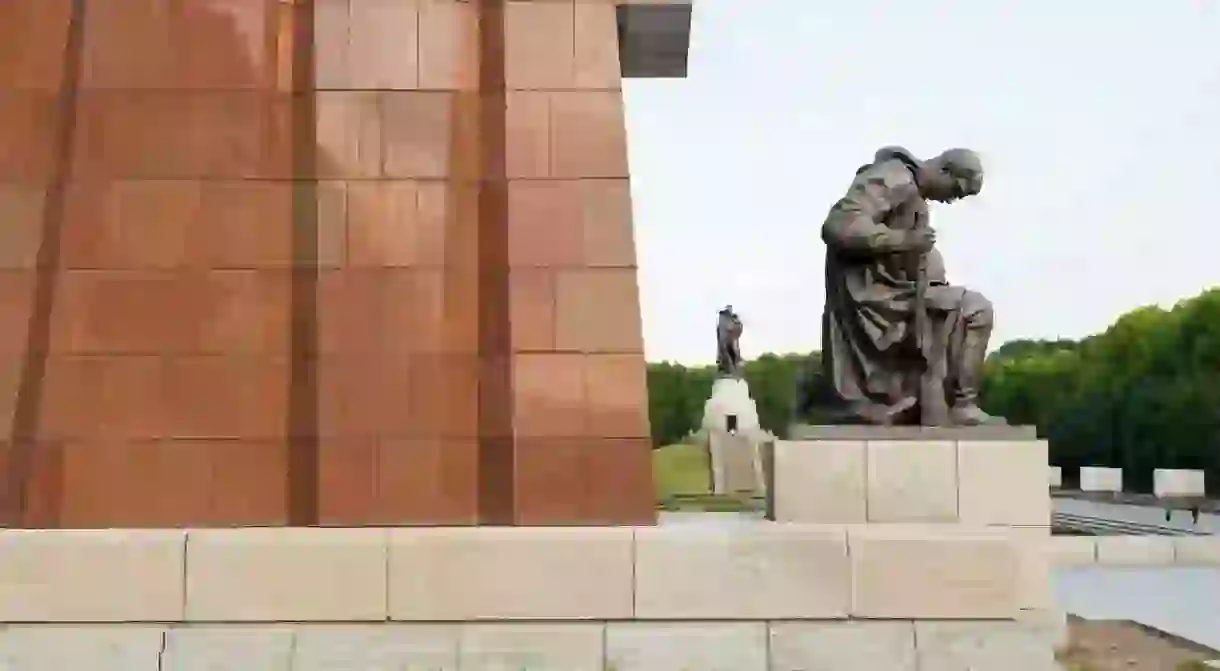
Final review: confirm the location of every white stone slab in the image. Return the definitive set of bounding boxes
[1011,527,1053,610]
[607,622,766,671]
[865,440,958,522]
[162,628,294,671]
[768,621,917,671]
[0,627,165,671]
[848,525,1019,619]
[914,621,1056,671]
[0,529,185,622]
[1048,535,1097,567]
[184,528,387,622]
[769,440,866,524]
[388,527,633,620]
[1174,537,1220,566]
[459,623,603,671]
[1095,535,1175,566]
[957,440,1050,526]
[291,625,459,671]
[633,524,850,619]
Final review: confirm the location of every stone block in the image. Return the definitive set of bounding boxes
[1048,466,1062,488]
[387,527,633,620]
[1012,527,1053,610]
[1079,466,1122,492]
[633,524,849,619]
[291,625,459,671]
[1095,535,1175,565]
[957,440,1050,526]
[1173,537,1220,566]
[1049,536,1097,567]
[459,624,603,671]
[768,440,866,524]
[849,525,1019,619]
[1154,468,1206,498]
[606,622,767,671]
[162,628,295,671]
[0,627,165,671]
[865,440,958,522]
[184,528,387,622]
[709,430,764,496]
[914,621,1057,671]
[768,621,917,671]
[0,529,185,622]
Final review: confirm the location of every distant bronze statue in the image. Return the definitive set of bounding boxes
[819,146,1006,426]
[716,305,744,378]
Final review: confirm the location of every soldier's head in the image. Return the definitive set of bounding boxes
[919,148,984,203]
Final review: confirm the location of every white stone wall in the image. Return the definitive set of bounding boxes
[0,524,1056,623]
[6,431,1216,668]
[2,526,1216,668]
[0,621,1060,671]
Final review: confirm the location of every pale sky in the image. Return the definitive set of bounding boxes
[624,0,1220,365]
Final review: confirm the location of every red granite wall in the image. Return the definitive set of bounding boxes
[0,0,654,528]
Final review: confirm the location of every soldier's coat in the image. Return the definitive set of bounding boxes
[820,147,967,423]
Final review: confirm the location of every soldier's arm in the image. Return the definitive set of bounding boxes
[821,165,919,255]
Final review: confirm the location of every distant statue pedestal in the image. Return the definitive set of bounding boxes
[700,377,768,496]
[701,377,760,435]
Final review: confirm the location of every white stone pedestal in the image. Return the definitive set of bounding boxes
[701,377,767,495]
[700,377,760,435]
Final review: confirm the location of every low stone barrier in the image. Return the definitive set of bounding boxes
[0,523,1064,669]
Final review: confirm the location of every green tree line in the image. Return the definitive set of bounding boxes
[647,288,1220,494]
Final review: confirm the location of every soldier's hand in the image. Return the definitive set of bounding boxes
[905,228,936,252]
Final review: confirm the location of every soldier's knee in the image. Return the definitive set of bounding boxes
[962,291,994,327]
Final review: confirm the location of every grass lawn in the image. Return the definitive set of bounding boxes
[652,442,711,498]
[652,442,762,513]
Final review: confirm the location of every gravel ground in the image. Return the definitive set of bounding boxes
[1058,616,1218,670]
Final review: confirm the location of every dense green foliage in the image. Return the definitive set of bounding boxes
[646,288,1220,494]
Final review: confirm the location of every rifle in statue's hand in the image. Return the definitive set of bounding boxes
[912,230,947,425]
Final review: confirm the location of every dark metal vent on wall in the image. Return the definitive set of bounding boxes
[616,3,693,79]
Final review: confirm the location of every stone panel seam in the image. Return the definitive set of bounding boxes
[5,0,87,528]
[629,527,638,619]
[156,628,167,671]
[951,439,961,522]
[845,524,857,619]
[286,0,321,527]
[382,526,391,622]
[181,531,191,624]
[911,619,925,671]
[601,615,610,671]
[862,440,871,522]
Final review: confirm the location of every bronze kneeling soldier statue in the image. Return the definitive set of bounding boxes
[819,146,1006,427]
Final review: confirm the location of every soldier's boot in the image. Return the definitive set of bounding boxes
[948,327,1007,427]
